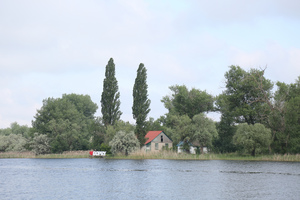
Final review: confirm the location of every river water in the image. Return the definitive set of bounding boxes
[0,158,299,200]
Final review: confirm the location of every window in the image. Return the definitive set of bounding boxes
[165,143,168,148]
[155,143,159,150]
[161,135,163,142]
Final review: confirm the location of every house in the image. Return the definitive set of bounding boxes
[177,141,197,154]
[177,141,208,154]
[143,131,173,152]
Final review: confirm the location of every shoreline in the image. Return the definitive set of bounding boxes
[1,151,300,162]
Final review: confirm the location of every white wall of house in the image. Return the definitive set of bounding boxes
[177,146,196,154]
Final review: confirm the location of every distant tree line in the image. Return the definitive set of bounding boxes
[1,60,299,156]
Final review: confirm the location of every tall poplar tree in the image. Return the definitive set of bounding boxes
[101,58,122,126]
[132,63,151,146]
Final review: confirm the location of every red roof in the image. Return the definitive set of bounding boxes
[144,131,163,144]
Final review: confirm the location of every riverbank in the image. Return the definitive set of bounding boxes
[1,150,300,161]
[112,151,300,162]
[0,151,91,159]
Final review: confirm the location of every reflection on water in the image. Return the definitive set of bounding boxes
[0,159,300,200]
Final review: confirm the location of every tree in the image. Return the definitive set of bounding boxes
[214,94,237,153]
[249,76,300,153]
[285,97,300,153]
[109,131,140,156]
[223,66,273,125]
[273,77,300,153]
[161,85,214,119]
[132,63,151,146]
[163,113,218,153]
[101,58,122,126]
[32,94,98,152]
[0,122,32,138]
[144,117,166,133]
[104,120,135,144]
[267,81,291,153]
[0,134,28,152]
[89,117,106,150]
[233,123,271,156]
[164,114,192,145]
[191,113,218,152]
[31,133,51,155]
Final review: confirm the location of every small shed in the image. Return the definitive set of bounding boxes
[143,131,173,152]
[177,141,197,154]
[177,141,208,154]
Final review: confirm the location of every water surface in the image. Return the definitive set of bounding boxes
[0,159,299,199]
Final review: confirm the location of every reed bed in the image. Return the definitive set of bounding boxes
[110,150,300,162]
[0,151,91,159]
[0,151,36,158]
[1,150,300,161]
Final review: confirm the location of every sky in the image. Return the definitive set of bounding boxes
[1,0,300,128]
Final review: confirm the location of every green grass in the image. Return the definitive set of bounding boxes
[1,150,300,161]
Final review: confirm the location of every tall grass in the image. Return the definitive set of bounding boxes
[1,150,300,161]
[110,150,300,162]
[0,151,36,158]
[0,151,91,159]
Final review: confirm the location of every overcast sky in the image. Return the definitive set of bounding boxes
[1,0,300,128]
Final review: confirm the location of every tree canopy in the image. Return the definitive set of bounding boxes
[162,85,214,119]
[32,94,98,152]
[132,63,151,146]
[233,123,272,156]
[223,66,273,125]
[1,62,300,155]
[101,58,122,126]
[163,113,218,153]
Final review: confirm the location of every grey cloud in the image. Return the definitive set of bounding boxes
[0,0,299,127]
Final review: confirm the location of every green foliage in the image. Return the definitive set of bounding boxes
[0,122,32,138]
[164,113,218,152]
[267,77,300,153]
[233,123,272,156]
[101,58,122,126]
[144,117,166,132]
[213,118,237,153]
[32,94,98,153]
[162,85,214,119]
[182,139,192,153]
[192,113,218,149]
[31,133,51,155]
[99,143,111,154]
[165,114,192,145]
[132,63,151,146]
[285,97,300,153]
[214,94,237,153]
[89,117,105,150]
[0,134,28,152]
[104,120,135,144]
[223,66,273,125]
[216,66,277,153]
[47,119,89,152]
[109,131,140,156]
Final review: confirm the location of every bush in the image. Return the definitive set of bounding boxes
[109,131,140,155]
[233,123,271,156]
[31,133,51,155]
[0,134,28,152]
